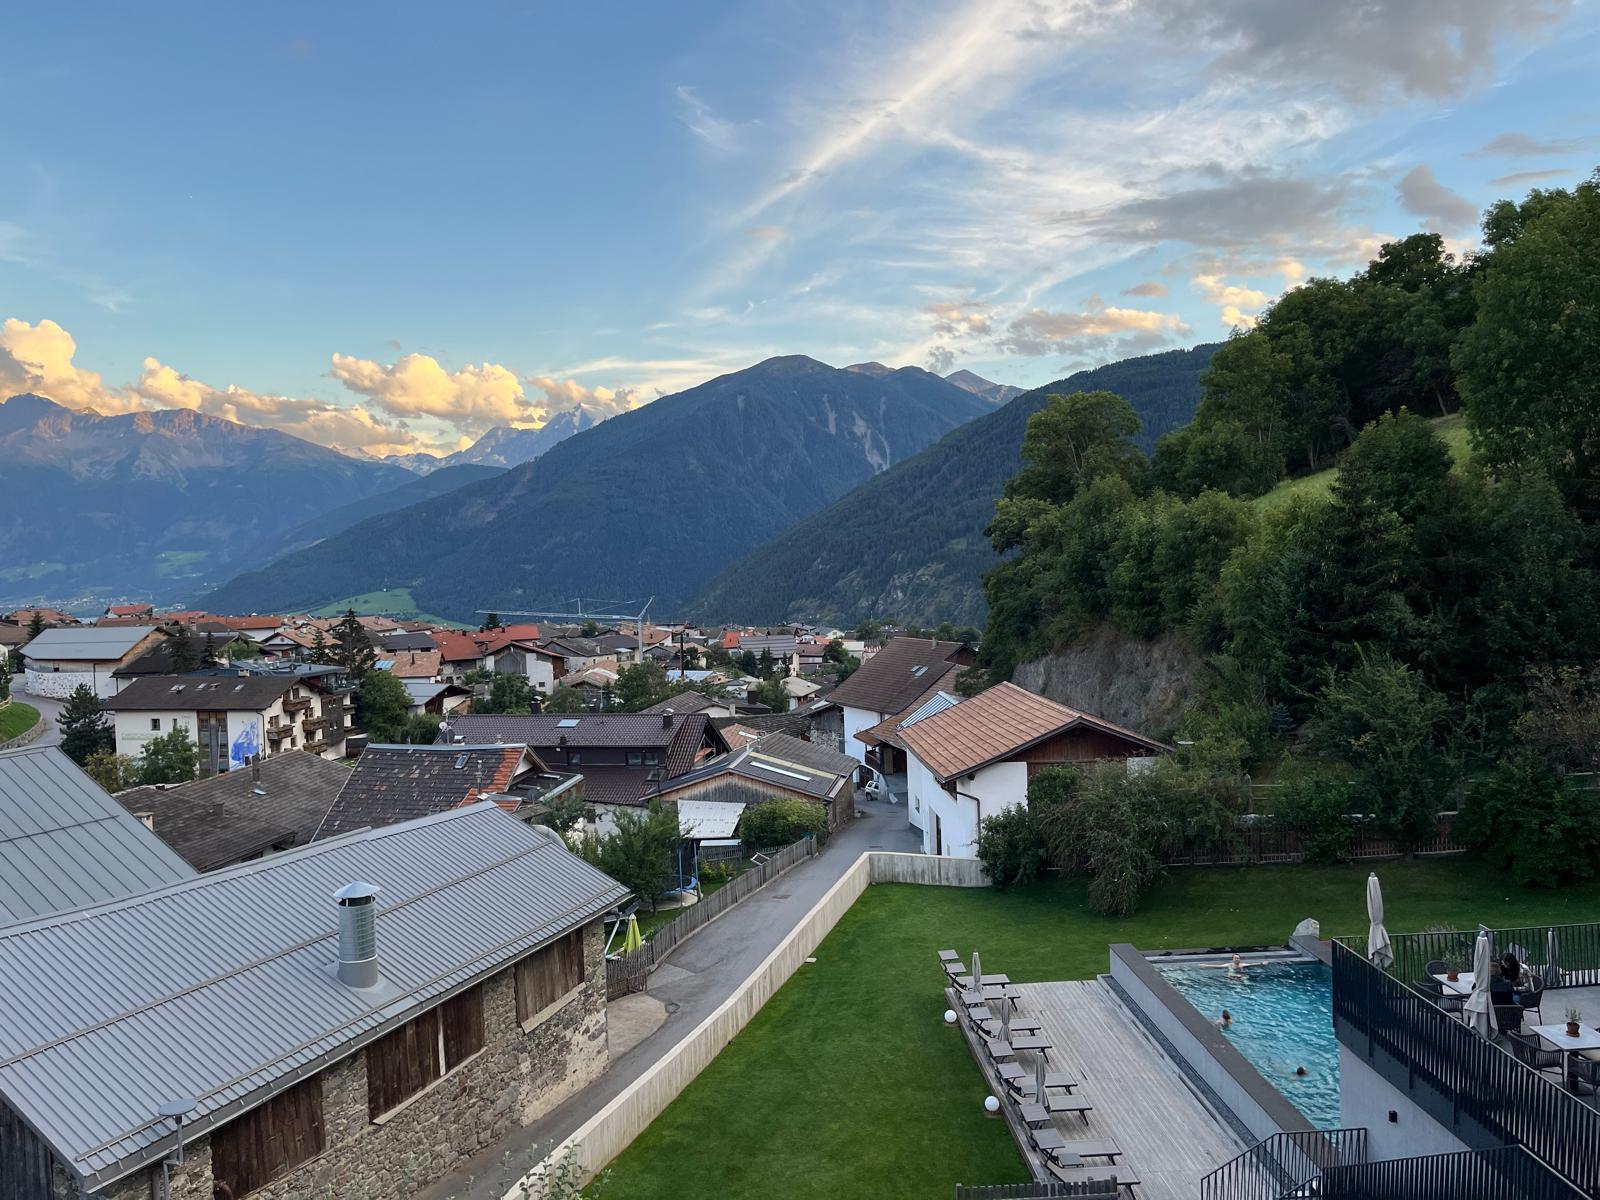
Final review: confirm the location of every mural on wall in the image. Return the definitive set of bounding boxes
[228,718,261,771]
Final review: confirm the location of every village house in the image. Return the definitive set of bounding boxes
[897,681,1170,858]
[107,671,349,773]
[218,614,289,642]
[639,689,743,720]
[102,602,154,620]
[402,678,472,717]
[653,731,857,831]
[117,751,351,871]
[2,607,78,627]
[536,635,611,675]
[0,804,628,1200]
[490,638,564,693]
[0,745,196,925]
[19,623,169,698]
[378,648,442,680]
[313,742,579,840]
[827,636,975,777]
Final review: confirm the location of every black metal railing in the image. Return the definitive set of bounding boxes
[1317,1144,1587,1199]
[1343,922,1600,991]
[1330,940,1600,1197]
[1200,1129,1368,1200]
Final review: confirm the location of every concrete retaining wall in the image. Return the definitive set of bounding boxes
[508,850,983,1195]
[0,705,45,752]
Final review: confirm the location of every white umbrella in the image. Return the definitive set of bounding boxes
[1366,873,1393,971]
[1546,927,1562,988]
[1035,1047,1046,1098]
[1463,930,1498,1040]
[1000,995,1011,1042]
[972,950,982,985]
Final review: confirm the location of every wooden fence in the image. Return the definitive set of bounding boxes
[954,1181,1118,1198]
[1166,813,1463,867]
[605,834,822,999]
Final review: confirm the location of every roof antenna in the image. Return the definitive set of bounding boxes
[156,1097,197,1198]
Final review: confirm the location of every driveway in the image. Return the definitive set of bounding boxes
[421,795,921,1200]
[12,688,62,748]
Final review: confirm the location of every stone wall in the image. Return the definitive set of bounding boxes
[25,668,95,700]
[85,921,607,1200]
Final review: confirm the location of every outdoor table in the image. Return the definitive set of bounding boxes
[1530,1024,1600,1089]
[1433,972,1475,997]
[1019,1102,1054,1129]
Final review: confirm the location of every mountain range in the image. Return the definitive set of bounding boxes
[385,407,600,473]
[201,356,994,619]
[686,344,1220,627]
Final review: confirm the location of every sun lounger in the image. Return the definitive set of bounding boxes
[1041,1138,1122,1165]
[938,949,960,962]
[1008,1072,1078,1097]
[1006,1033,1052,1056]
[1043,1156,1140,1196]
[1022,1096,1093,1126]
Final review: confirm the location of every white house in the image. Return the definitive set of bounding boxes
[826,636,974,780]
[108,672,350,774]
[493,642,562,693]
[21,624,169,699]
[897,682,1170,858]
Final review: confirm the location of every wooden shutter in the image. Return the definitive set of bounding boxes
[515,929,587,1024]
[442,984,485,1069]
[366,1008,442,1116]
[210,1076,325,1199]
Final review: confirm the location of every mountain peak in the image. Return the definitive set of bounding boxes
[845,361,894,378]
[944,369,1024,407]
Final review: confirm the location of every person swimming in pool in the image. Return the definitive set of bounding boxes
[1293,1066,1308,1077]
[1228,952,1245,977]
[1218,1009,1233,1028]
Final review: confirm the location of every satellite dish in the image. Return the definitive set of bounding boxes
[157,1098,198,1121]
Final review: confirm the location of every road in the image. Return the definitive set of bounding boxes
[12,688,62,747]
[420,795,922,1200]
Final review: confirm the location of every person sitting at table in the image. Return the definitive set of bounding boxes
[1500,951,1525,989]
[1489,961,1523,1006]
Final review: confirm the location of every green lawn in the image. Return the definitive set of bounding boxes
[0,702,40,741]
[589,860,1600,1199]
[309,588,465,627]
[1254,412,1470,512]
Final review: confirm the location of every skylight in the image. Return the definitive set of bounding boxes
[557,718,581,728]
[748,760,811,782]
[911,665,927,677]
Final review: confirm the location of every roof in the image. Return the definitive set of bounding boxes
[0,746,196,925]
[116,752,349,871]
[0,804,627,1191]
[439,711,727,777]
[112,634,241,678]
[539,635,605,659]
[675,800,745,839]
[826,637,971,716]
[576,766,659,807]
[433,630,487,662]
[314,743,546,840]
[5,608,77,625]
[897,682,1170,783]
[401,678,464,706]
[782,676,824,697]
[899,690,961,729]
[376,631,439,652]
[639,690,728,716]
[383,649,441,679]
[105,604,153,617]
[658,738,848,802]
[217,615,285,631]
[105,672,297,712]
[748,732,857,778]
[855,665,963,747]
[20,624,162,663]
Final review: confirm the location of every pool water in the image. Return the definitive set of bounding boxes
[1157,958,1340,1128]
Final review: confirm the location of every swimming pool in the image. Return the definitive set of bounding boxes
[1156,958,1340,1128]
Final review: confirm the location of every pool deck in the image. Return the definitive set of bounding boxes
[956,978,1247,1199]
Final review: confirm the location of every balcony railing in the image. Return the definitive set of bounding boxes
[265,725,290,741]
[1330,938,1600,1196]
[282,696,312,712]
[1318,1144,1586,1199]
[1200,1128,1367,1200]
[1343,922,1600,991]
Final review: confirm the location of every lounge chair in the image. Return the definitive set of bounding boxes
[1415,978,1463,1015]
[1038,1137,1123,1165]
[1042,1155,1139,1196]
[1517,974,1545,1024]
[937,949,960,962]
[1503,1031,1564,1083]
[1021,1096,1093,1126]
[1493,1003,1524,1034]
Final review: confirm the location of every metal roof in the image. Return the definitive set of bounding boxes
[0,803,627,1191]
[898,690,961,730]
[675,800,745,839]
[0,745,196,925]
[20,624,162,662]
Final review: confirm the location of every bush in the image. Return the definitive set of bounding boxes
[740,797,827,848]
[1455,753,1600,887]
[1035,763,1169,916]
[976,805,1045,890]
[1271,768,1360,864]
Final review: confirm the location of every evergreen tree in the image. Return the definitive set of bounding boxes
[308,627,334,665]
[202,632,219,665]
[330,609,377,680]
[168,630,201,673]
[58,684,114,766]
[27,610,46,641]
[544,684,589,714]
[481,612,502,631]
[0,650,11,704]
[753,674,788,711]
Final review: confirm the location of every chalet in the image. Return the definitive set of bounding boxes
[102,603,154,619]
[491,639,564,693]
[828,636,975,776]
[537,635,611,674]
[117,751,350,871]
[898,682,1169,858]
[107,671,349,773]
[257,627,321,659]
[0,745,195,925]
[402,678,471,716]
[0,804,628,1200]
[19,624,169,699]
[437,711,728,829]
[654,732,857,830]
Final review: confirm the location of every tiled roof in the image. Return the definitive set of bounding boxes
[897,682,1170,782]
[112,635,241,678]
[748,732,858,779]
[105,673,297,712]
[376,631,438,652]
[384,649,441,679]
[575,766,659,807]
[434,630,488,662]
[313,744,542,840]
[826,637,971,716]
[855,665,962,747]
[116,752,349,871]
[0,746,196,925]
[657,739,848,802]
[639,690,727,715]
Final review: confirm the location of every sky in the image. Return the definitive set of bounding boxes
[3,1,1598,458]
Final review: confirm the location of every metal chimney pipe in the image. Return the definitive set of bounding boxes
[334,881,381,988]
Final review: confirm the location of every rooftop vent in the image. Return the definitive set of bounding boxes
[334,881,380,988]
[661,712,672,728]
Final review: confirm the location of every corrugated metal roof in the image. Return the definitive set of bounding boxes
[0,746,196,925]
[20,624,161,662]
[676,800,745,839]
[0,803,628,1191]
[897,690,961,730]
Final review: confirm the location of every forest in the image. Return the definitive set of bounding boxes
[975,171,1600,908]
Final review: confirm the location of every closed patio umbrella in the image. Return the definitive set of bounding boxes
[1366,873,1393,971]
[621,913,643,954]
[972,950,982,984]
[1463,930,1498,1040]
[1000,995,1011,1042]
[1546,927,1562,988]
[1035,1046,1046,1098]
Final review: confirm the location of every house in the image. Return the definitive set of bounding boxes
[380,649,442,680]
[561,665,619,706]
[639,689,741,720]
[827,636,975,775]
[435,630,491,680]
[19,624,169,699]
[401,678,471,716]
[0,803,628,1200]
[2,607,77,627]
[107,671,349,773]
[537,635,610,674]
[897,681,1169,857]
[111,630,243,682]
[218,615,288,642]
[116,751,350,871]
[437,711,728,829]
[102,603,154,619]
[0,745,196,925]
[314,743,577,840]
[655,732,857,830]
[258,626,321,659]
[0,622,27,665]
[377,630,439,653]
[490,639,563,693]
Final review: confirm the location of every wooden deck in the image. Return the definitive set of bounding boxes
[960,979,1246,1199]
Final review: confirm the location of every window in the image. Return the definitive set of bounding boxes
[515,929,587,1025]
[642,751,662,766]
[366,984,485,1117]
[210,1076,324,1198]
[567,751,582,766]
[150,718,161,731]
[626,751,642,766]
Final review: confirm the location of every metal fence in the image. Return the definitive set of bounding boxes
[1342,922,1600,992]
[604,833,822,999]
[1199,1128,1368,1200]
[1318,1144,1588,1200]
[1166,813,1462,867]
[1330,939,1600,1197]
[953,1182,1118,1198]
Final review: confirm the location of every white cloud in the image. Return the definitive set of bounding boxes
[0,318,138,412]
[328,353,531,434]
[675,85,743,153]
[998,301,1189,356]
[1192,274,1269,327]
[1396,165,1479,232]
[1468,130,1596,158]
[1122,281,1168,297]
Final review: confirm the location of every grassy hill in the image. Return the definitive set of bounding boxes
[1255,413,1470,511]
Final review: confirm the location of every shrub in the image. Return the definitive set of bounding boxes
[1036,763,1169,916]
[1271,769,1359,864]
[740,797,827,848]
[1455,753,1600,887]
[976,805,1045,890]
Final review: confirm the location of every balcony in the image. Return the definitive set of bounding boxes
[282,696,312,713]
[265,725,291,741]
[300,715,328,732]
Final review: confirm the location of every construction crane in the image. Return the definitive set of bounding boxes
[477,597,654,663]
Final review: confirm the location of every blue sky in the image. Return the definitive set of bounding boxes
[3,1,1597,456]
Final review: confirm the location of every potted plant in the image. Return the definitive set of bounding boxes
[1446,955,1466,984]
[1567,1008,1583,1038]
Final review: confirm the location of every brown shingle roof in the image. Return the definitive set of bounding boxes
[826,637,972,716]
[897,682,1169,782]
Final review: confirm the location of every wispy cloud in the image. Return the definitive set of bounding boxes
[1468,130,1597,157]
[675,85,743,153]
[1396,164,1479,231]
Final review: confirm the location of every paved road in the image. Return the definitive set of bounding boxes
[422,796,922,1200]
[12,689,63,747]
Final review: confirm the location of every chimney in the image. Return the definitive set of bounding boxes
[334,882,381,988]
[251,755,262,785]
[661,711,672,728]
